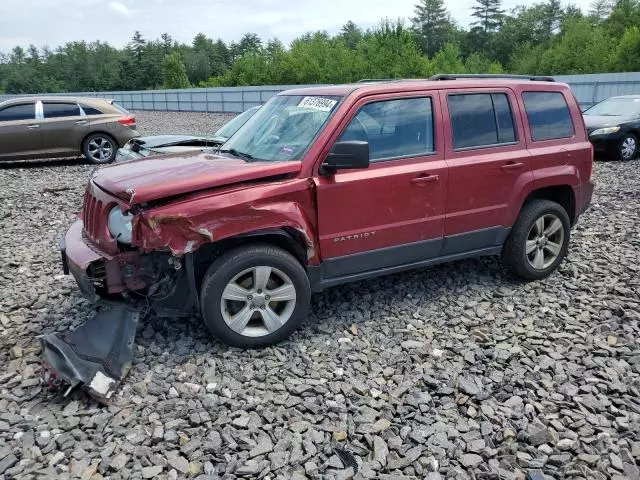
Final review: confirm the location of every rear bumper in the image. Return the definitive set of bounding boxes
[578,180,595,218]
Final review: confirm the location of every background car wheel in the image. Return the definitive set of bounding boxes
[200,244,310,348]
[83,133,117,164]
[502,199,571,281]
[618,133,638,161]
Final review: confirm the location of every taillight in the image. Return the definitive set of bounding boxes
[118,116,136,127]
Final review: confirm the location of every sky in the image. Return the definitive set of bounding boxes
[0,0,595,52]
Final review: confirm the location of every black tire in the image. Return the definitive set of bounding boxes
[618,133,638,161]
[82,133,117,164]
[502,199,571,281]
[200,244,310,348]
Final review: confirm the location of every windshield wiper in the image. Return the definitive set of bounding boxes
[219,148,254,161]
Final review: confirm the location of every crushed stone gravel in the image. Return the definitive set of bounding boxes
[0,110,639,479]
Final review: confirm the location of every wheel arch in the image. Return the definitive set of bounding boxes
[189,228,310,299]
[521,184,576,225]
[80,130,118,152]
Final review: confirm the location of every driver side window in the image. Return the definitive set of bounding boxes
[338,97,434,162]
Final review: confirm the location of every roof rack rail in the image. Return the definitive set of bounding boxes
[429,74,556,82]
[356,79,396,83]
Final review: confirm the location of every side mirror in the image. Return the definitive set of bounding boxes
[320,140,369,175]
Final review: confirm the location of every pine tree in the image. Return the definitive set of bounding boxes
[471,0,505,32]
[412,0,454,56]
[589,0,613,20]
[543,0,564,37]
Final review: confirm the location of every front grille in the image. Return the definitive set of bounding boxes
[81,185,118,254]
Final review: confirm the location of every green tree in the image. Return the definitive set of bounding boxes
[411,0,454,57]
[610,26,640,70]
[163,51,190,88]
[589,0,614,21]
[471,0,505,32]
[339,21,363,49]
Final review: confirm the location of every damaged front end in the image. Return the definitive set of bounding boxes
[41,304,139,403]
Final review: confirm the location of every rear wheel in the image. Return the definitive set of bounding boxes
[200,245,310,348]
[83,133,117,164]
[618,133,638,161]
[502,199,570,281]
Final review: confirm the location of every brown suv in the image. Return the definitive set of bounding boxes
[0,97,139,164]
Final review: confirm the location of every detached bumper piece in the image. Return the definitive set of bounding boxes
[40,305,140,403]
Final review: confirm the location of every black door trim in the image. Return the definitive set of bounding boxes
[310,226,510,292]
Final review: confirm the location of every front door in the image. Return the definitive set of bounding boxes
[440,88,534,254]
[315,93,448,279]
[0,102,40,160]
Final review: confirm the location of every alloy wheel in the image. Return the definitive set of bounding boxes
[525,214,565,270]
[87,137,114,162]
[220,266,297,337]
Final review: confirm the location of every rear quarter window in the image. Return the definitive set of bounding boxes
[522,91,574,141]
[81,105,104,115]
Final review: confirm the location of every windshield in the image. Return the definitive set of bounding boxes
[220,94,341,161]
[584,98,640,117]
[214,106,260,140]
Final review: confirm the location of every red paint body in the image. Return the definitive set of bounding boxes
[63,79,594,298]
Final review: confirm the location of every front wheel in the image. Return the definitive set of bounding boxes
[200,245,310,348]
[618,133,638,161]
[502,199,571,281]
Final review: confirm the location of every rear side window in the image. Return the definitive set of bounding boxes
[43,102,81,118]
[81,105,104,115]
[0,103,34,121]
[522,91,574,141]
[338,97,434,162]
[448,93,516,149]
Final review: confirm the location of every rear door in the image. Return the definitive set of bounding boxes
[39,101,89,155]
[315,92,449,278]
[441,88,534,253]
[0,102,40,160]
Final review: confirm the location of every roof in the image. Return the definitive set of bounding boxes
[0,96,113,106]
[281,78,569,97]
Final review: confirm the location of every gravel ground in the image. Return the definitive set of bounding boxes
[0,111,639,480]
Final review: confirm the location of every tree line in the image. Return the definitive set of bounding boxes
[1,0,639,93]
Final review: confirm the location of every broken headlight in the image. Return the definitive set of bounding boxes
[108,206,133,244]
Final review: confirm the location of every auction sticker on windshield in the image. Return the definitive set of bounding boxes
[298,96,337,112]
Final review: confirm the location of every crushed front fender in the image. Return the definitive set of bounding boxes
[40,304,140,403]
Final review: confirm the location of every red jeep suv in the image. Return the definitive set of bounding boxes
[61,75,594,348]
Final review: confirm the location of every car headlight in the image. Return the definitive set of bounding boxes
[590,126,621,136]
[108,206,133,243]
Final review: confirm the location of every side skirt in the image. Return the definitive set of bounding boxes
[309,226,510,292]
[309,245,502,292]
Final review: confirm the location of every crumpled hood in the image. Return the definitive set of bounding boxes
[92,151,302,204]
[583,114,635,129]
[130,135,217,148]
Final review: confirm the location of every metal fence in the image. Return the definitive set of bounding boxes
[2,73,640,112]
[0,85,317,113]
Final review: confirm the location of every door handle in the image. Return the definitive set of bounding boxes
[501,162,524,171]
[26,124,40,129]
[410,174,439,185]
[75,120,88,125]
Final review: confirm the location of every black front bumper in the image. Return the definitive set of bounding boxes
[589,133,622,158]
[41,304,140,403]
